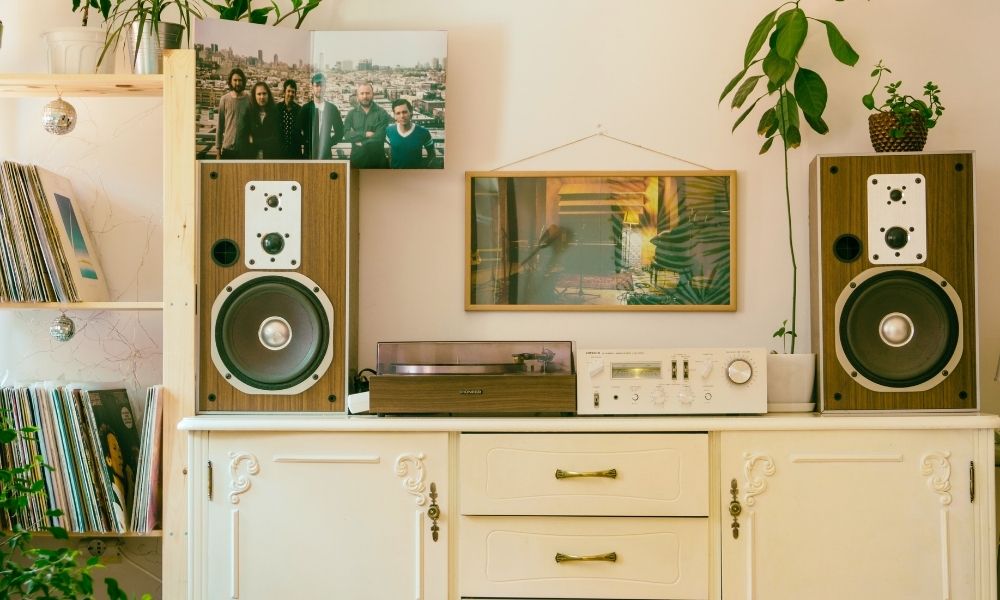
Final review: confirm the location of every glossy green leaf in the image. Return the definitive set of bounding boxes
[819,19,860,66]
[757,107,776,136]
[775,8,807,61]
[793,68,827,118]
[731,75,763,109]
[759,136,776,154]
[785,124,802,148]
[732,95,764,132]
[804,112,829,134]
[778,90,800,131]
[762,49,793,87]
[720,63,753,104]
[744,8,779,67]
[862,93,875,110]
[249,6,273,23]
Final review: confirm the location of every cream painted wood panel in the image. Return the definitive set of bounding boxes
[720,429,982,600]
[460,433,708,515]
[189,431,447,600]
[460,516,708,599]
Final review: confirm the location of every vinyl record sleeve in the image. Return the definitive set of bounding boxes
[33,167,110,302]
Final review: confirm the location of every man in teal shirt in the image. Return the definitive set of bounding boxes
[386,99,436,169]
[344,82,391,168]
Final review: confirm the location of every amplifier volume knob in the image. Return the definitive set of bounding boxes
[726,359,753,385]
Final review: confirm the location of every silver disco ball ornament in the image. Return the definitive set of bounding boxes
[42,97,77,135]
[49,314,76,342]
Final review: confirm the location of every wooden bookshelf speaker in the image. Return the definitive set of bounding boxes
[199,161,358,412]
[810,152,977,412]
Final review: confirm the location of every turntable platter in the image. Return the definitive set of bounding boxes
[390,363,527,375]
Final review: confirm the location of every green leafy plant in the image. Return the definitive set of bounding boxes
[0,409,148,599]
[772,319,797,353]
[203,0,323,28]
[719,0,860,353]
[71,0,112,26]
[862,60,945,138]
[100,0,203,66]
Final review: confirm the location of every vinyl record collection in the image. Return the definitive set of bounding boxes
[0,383,162,534]
[0,160,110,303]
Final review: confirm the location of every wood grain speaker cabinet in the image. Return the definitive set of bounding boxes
[810,152,977,412]
[198,161,358,412]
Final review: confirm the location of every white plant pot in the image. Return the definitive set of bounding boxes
[766,353,816,407]
[43,27,114,74]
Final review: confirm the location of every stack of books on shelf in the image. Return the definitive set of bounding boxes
[0,383,162,534]
[0,160,109,302]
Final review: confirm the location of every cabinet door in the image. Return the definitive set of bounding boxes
[194,431,448,600]
[721,429,980,600]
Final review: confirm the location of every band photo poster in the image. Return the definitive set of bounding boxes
[194,21,447,169]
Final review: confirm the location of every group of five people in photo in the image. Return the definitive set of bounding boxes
[215,68,437,168]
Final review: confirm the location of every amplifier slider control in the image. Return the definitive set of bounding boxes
[727,359,753,385]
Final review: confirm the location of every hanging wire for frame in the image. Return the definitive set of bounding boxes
[491,125,715,171]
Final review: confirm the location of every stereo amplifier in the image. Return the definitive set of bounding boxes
[577,348,767,415]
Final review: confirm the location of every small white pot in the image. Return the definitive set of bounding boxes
[766,353,816,406]
[43,27,114,74]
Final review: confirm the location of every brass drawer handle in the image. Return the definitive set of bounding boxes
[554,468,617,479]
[555,551,617,563]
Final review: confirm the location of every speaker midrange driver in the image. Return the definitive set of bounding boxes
[211,270,334,395]
[834,266,962,393]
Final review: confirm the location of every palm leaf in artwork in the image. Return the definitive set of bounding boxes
[650,213,731,305]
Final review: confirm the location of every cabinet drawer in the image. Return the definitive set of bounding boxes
[460,516,708,599]
[460,433,708,515]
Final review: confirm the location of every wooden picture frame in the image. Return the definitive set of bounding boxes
[466,171,737,311]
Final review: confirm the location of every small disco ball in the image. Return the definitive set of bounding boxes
[42,97,77,135]
[49,314,76,342]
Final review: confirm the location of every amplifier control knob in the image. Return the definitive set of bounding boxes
[678,387,694,404]
[700,361,714,379]
[727,359,753,385]
[652,389,666,405]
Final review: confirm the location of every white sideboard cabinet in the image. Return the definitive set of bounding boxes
[720,428,994,600]
[187,428,448,599]
[181,414,998,600]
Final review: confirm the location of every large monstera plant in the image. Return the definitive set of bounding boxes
[719,0,860,353]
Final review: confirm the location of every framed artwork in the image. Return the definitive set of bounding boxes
[194,20,446,169]
[466,171,737,311]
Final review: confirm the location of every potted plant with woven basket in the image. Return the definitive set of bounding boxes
[863,60,945,152]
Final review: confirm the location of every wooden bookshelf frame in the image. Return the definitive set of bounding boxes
[0,55,194,596]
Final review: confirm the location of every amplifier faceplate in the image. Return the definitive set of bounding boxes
[577,348,767,415]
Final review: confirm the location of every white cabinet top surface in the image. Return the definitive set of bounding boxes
[179,412,1000,432]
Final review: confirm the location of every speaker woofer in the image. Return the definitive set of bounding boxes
[834,267,962,392]
[211,271,334,395]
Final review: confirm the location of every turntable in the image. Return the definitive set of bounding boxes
[368,341,576,415]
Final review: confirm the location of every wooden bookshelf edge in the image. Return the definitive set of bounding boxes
[0,74,164,98]
[0,301,164,311]
[26,530,164,538]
